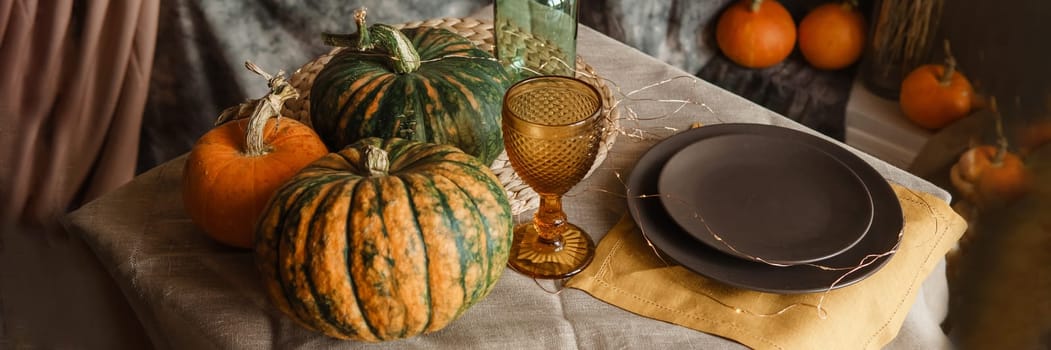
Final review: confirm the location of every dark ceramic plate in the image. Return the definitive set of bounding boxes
[626,123,903,294]
[656,133,874,265]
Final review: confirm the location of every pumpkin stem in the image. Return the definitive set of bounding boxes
[940,40,957,87]
[843,0,859,10]
[750,0,763,12]
[320,7,421,74]
[368,24,422,74]
[241,61,299,157]
[321,8,374,50]
[990,97,1008,166]
[353,8,374,51]
[361,144,390,176]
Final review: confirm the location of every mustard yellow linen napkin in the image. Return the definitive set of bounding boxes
[567,185,966,349]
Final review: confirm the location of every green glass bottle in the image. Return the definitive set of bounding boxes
[494,0,579,82]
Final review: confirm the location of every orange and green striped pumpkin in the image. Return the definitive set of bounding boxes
[311,11,510,165]
[254,137,513,341]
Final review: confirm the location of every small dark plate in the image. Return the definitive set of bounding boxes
[626,123,903,294]
[656,133,873,265]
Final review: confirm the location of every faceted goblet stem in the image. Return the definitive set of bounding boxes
[533,194,567,248]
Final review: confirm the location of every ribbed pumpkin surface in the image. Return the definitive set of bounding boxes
[310,26,510,166]
[254,137,513,341]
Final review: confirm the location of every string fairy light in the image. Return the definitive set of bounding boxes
[372,51,903,320]
[286,18,911,321]
[548,69,910,321]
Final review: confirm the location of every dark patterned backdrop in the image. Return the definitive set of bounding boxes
[139,0,491,173]
[140,0,855,173]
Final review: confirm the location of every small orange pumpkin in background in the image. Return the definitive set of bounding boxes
[797,0,866,70]
[1016,97,1051,156]
[1019,119,1051,157]
[716,0,797,69]
[183,61,329,248]
[900,41,975,130]
[949,99,1030,207]
[952,145,1029,206]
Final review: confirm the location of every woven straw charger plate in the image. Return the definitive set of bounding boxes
[282,17,619,216]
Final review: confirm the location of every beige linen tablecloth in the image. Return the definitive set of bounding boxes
[64,18,956,350]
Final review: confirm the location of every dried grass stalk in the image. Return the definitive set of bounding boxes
[870,0,944,79]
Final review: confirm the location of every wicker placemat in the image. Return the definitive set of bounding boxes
[282,17,619,216]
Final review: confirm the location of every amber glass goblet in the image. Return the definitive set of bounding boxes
[502,75,604,279]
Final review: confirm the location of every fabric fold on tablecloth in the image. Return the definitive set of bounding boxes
[566,184,966,350]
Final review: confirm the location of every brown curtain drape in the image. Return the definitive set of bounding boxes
[0,0,159,228]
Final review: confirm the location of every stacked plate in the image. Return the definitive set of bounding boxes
[626,123,903,294]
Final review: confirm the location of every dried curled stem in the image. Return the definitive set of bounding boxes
[750,0,762,12]
[939,40,957,86]
[215,61,299,156]
[989,97,1008,166]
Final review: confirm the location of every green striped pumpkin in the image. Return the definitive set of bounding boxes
[254,137,513,341]
[310,11,510,165]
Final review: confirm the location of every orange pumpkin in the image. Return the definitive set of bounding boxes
[1018,119,1051,156]
[183,62,329,248]
[948,100,1029,207]
[1016,97,1051,156]
[975,148,1029,206]
[899,42,974,130]
[716,0,797,69]
[798,1,866,70]
[952,145,1029,207]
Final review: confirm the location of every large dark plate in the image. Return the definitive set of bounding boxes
[626,123,903,294]
[657,134,873,264]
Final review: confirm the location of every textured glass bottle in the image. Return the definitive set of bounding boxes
[494,0,579,81]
